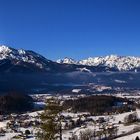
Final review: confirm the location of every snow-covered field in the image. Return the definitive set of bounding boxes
[0,110,140,140]
[1,96,140,140]
[61,109,140,140]
[115,132,140,140]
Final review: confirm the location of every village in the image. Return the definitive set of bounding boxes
[0,93,139,140]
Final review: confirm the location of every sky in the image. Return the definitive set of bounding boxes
[0,0,140,60]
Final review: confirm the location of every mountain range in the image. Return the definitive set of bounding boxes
[0,45,140,73]
[0,45,140,93]
[57,55,140,72]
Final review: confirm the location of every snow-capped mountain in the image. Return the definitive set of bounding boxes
[0,45,102,73]
[57,57,76,64]
[57,55,140,71]
[1,45,140,73]
[0,45,51,63]
[0,45,54,72]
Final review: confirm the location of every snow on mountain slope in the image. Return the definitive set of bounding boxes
[0,45,52,72]
[0,45,41,64]
[57,55,140,71]
[57,57,77,64]
[0,45,96,73]
[1,45,140,73]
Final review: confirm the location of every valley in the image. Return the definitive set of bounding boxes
[0,46,140,139]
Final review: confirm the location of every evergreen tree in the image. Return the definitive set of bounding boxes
[136,136,140,140]
[37,98,63,140]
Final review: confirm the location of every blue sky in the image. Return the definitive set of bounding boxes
[0,0,140,60]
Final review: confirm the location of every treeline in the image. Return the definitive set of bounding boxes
[0,92,33,114]
[63,95,135,115]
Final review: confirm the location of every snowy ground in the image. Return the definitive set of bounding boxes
[115,131,140,140]
[1,104,140,139]
[0,110,140,140]
[0,111,41,140]
[61,109,140,140]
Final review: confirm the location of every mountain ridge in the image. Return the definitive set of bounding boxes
[0,45,140,93]
[57,55,140,72]
[0,45,140,73]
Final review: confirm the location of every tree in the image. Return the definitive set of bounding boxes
[79,129,94,140]
[0,92,33,114]
[37,98,63,140]
[136,136,140,140]
[25,130,30,136]
[107,126,118,139]
[124,112,138,124]
[69,134,78,140]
